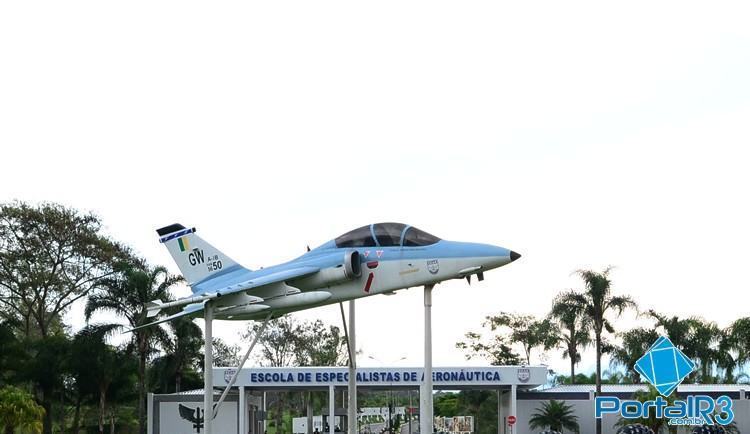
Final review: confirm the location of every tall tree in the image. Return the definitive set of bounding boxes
[85,262,181,434]
[212,337,242,367]
[610,327,658,383]
[247,316,299,367]
[550,292,592,384]
[724,317,750,382]
[687,318,722,382]
[150,317,203,394]
[293,320,348,367]
[0,320,26,386]
[649,312,723,382]
[647,311,695,351]
[483,312,559,365]
[556,267,636,434]
[243,316,350,434]
[21,334,69,434]
[455,332,521,365]
[0,202,127,339]
[71,324,122,434]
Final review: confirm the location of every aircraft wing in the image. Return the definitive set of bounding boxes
[209,266,320,296]
[136,266,321,330]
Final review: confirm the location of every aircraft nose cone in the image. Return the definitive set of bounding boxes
[510,251,521,262]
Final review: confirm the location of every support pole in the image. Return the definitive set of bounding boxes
[348,300,357,434]
[262,391,267,434]
[329,385,336,434]
[420,285,434,434]
[497,388,505,434]
[239,386,246,434]
[509,385,517,434]
[205,302,214,434]
[408,390,412,434]
[214,314,273,419]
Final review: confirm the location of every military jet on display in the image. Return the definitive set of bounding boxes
[139,222,521,329]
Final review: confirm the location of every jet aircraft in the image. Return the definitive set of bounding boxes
[139,222,521,328]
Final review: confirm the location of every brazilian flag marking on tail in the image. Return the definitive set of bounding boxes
[177,237,190,252]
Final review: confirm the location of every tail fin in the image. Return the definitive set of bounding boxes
[156,224,246,288]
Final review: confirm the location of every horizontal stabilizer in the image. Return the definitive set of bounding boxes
[127,303,205,333]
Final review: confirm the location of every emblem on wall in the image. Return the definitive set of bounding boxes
[224,369,237,384]
[517,367,530,383]
[178,404,205,433]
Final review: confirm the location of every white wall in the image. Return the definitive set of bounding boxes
[158,401,238,434]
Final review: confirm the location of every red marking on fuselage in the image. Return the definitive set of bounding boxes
[366,261,379,269]
[363,272,374,293]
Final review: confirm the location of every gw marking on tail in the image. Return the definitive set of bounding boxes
[188,248,205,266]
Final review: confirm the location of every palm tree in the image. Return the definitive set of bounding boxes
[649,312,724,382]
[724,317,750,382]
[610,328,658,383]
[0,385,45,434]
[85,262,182,434]
[529,400,579,433]
[550,292,592,384]
[648,311,697,356]
[150,316,203,393]
[71,323,122,434]
[556,267,636,434]
[688,319,722,382]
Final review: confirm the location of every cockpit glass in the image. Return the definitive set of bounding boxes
[403,226,440,246]
[334,225,376,248]
[373,222,406,246]
[335,223,440,248]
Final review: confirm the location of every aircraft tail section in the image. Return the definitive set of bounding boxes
[156,223,246,288]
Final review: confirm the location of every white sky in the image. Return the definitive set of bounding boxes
[1,1,749,378]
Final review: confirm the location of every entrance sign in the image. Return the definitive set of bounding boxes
[213,366,546,389]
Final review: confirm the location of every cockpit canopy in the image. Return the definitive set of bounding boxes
[334,223,441,248]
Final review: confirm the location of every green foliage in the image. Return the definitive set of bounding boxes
[149,316,203,393]
[610,328,659,383]
[0,386,45,434]
[0,201,128,339]
[293,320,348,367]
[430,391,500,434]
[245,317,348,367]
[455,332,521,366]
[484,312,560,365]
[648,312,729,383]
[550,292,592,383]
[86,262,182,434]
[0,321,26,386]
[434,394,459,416]
[528,400,579,433]
[558,269,636,392]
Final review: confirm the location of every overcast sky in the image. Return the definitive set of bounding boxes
[1,1,749,377]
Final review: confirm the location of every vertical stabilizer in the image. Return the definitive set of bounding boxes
[156,223,245,288]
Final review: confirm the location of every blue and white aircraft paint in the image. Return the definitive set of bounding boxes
[140,222,521,328]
